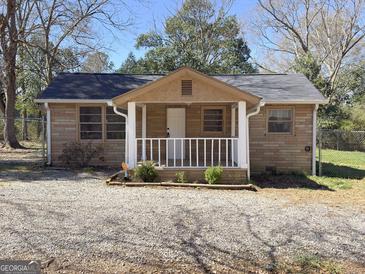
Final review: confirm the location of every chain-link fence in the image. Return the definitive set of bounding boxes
[317,129,365,177]
[0,117,47,163]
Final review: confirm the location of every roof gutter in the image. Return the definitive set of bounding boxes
[312,104,319,176]
[35,99,113,104]
[246,100,266,181]
[44,103,52,165]
[107,101,129,165]
[263,99,328,104]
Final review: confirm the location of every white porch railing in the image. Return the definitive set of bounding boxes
[135,138,239,168]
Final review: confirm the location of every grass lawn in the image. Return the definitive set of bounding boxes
[252,149,365,210]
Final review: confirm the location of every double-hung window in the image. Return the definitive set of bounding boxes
[106,107,125,139]
[202,107,225,133]
[79,106,125,140]
[267,108,293,134]
[79,107,102,139]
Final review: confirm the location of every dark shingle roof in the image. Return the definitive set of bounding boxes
[38,72,326,102]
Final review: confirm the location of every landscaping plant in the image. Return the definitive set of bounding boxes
[204,166,223,184]
[59,142,103,168]
[175,171,188,183]
[134,161,158,182]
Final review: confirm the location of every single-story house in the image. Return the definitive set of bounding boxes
[36,67,327,182]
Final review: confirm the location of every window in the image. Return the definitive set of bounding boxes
[106,107,125,139]
[267,108,293,134]
[203,107,224,132]
[80,107,102,139]
[181,80,192,95]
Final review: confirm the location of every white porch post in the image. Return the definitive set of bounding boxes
[142,104,147,160]
[127,102,136,168]
[238,101,247,168]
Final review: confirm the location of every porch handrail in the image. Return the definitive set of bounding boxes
[135,137,239,168]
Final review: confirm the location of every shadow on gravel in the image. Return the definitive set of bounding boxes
[251,174,333,191]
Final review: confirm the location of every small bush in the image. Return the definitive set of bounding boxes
[58,142,103,168]
[134,161,158,182]
[204,166,223,184]
[175,171,188,183]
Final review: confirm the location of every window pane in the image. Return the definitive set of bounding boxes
[268,109,292,121]
[203,109,223,132]
[107,124,125,131]
[80,107,102,139]
[80,132,102,139]
[268,121,291,133]
[80,107,101,115]
[106,114,125,123]
[80,124,102,132]
[106,107,125,140]
[80,114,101,123]
[107,132,126,139]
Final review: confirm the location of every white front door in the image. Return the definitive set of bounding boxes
[167,108,185,159]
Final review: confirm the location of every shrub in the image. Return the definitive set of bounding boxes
[58,142,103,168]
[134,161,158,182]
[175,171,188,183]
[204,166,223,184]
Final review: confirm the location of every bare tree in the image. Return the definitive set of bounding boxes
[0,0,132,148]
[25,0,130,84]
[251,0,365,100]
[0,0,22,147]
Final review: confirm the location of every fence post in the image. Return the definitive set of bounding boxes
[318,129,322,176]
[336,130,340,150]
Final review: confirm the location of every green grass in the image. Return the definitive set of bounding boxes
[318,149,365,170]
[288,254,343,274]
[313,149,365,190]
[253,149,365,191]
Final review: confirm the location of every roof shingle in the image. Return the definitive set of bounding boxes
[37,72,326,103]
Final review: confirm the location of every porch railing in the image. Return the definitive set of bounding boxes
[135,138,239,168]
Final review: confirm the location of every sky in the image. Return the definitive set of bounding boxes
[101,0,258,69]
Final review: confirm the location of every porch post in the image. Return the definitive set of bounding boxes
[127,102,136,168]
[238,101,247,168]
[142,104,147,160]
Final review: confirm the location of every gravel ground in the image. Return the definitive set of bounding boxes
[0,167,364,273]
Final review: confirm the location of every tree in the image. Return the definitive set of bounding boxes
[81,51,114,73]
[0,0,22,148]
[0,0,131,148]
[118,52,150,73]
[28,0,130,84]
[120,0,256,74]
[252,0,365,102]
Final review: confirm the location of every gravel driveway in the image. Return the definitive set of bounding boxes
[0,169,364,273]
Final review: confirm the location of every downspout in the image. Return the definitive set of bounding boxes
[44,103,52,165]
[109,103,129,165]
[312,104,319,176]
[246,101,265,181]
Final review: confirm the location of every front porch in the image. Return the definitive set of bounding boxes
[125,101,248,171]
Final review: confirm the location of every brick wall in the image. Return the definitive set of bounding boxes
[249,104,314,174]
[50,103,125,166]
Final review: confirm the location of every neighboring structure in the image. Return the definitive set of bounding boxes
[36,67,327,182]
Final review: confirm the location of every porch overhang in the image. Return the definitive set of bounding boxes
[111,67,262,108]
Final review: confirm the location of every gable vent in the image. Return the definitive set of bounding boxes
[181,80,192,95]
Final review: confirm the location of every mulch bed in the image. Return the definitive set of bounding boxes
[105,171,257,191]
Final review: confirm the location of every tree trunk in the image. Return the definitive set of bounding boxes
[0,99,4,114]
[22,109,28,141]
[2,0,22,148]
